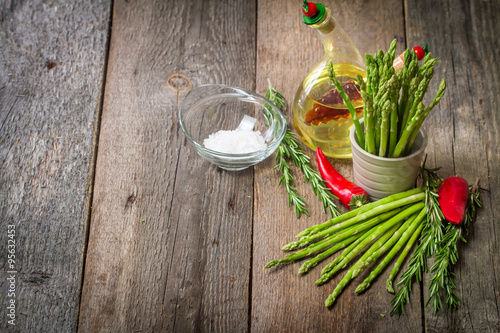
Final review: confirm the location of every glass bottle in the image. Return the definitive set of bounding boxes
[292,1,366,158]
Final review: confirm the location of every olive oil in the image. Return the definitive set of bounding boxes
[294,2,366,158]
[292,62,365,158]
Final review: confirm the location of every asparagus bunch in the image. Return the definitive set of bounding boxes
[265,187,429,307]
[265,162,482,314]
[329,39,447,158]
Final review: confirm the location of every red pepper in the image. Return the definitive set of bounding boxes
[316,147,369,210]
[438,176,469,224]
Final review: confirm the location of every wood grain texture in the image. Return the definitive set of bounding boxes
[406,0,500,331]
[0,0,111,332]
[252,1,422,331]
[78,0,256,332]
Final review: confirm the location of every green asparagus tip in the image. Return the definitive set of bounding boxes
[315,277,327,285]
[298,263,310,275]
[265,260,279,268]
[325,295,336,308]
[281,243,295,251]
[355,282,370,294]
[295,231,310,238]
[327,61,335,79]
[352,267,362,278]
[386,281,395,294]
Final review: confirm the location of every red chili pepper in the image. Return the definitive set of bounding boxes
[302,1,318,17]
[438,176,469,224]
[316,147,369,210]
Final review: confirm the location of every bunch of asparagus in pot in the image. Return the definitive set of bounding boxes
[329,39,447,158]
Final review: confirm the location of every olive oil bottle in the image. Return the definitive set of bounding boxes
[293,1,366,158]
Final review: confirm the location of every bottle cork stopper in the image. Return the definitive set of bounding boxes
[316,14,336,34]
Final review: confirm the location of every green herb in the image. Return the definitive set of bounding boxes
[426,179,482,314]
[390,159,444,317]
[265,86,341,218]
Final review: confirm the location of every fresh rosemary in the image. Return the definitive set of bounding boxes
[426,178,482,314]
[391,158,483,317]
[390,158,444,316]
[264,86,341,218]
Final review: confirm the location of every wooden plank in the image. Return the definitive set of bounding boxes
[0,0,111,331]
[406,0,500,331]
[78,0,256,331]
[253,0,423,331]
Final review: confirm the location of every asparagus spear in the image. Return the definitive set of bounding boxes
[316,202,425,286]
[377,49,385,69]
[379,99,392,157]
[357,74,376,155]
[406,68,434,129]
[324,222,404,307]
[422,51,432,66]
[388,98,399,157]
[371,58,380,98]
[378,63,390,91]
[351,214,414,278]
[404,79,447,155]
[361,67,370,152]
[419,57,439,75]
[318,225,383,282]
[327,61,365,148]
[298,230,367,275]
[295,187,425,238]
[391,102,425,158]
[386,217,426,293]
[281,208,401,251]
[388,76,401,157]
[292,192,424,247]
[386,39,398,67]
[320,225,376,276]
[354,208,426,294]
[365,55,374,94]
[267,209,402,268]
[398,51,415,120]
[282,208,399,252]
[399,76,419,137]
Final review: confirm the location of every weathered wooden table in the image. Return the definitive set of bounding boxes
[2,0,499,332]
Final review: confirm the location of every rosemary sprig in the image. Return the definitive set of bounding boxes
[464,179,483,231]
[426,179,482,314]
[390,224,432,317]
[390,157,444,316]
[292,142,341,218]
[265,86,341,218]
[419,158,445,255]
[426,223,461,313]
[274,132,309,218]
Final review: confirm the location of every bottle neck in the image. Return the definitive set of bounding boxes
[309,8,365,69]
[310,8,337,53]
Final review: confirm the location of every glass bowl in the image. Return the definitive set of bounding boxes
[179,84,287,171]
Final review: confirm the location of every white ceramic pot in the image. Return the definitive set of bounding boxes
[350,121,428,201]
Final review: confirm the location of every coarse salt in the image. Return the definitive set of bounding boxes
[203,129,267,154]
